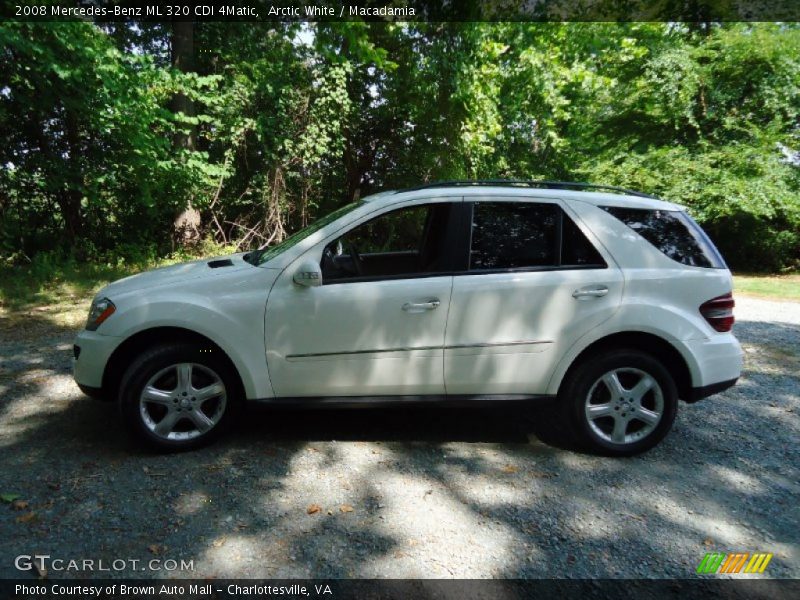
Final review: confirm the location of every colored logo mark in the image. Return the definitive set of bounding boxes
[697,552,773,574]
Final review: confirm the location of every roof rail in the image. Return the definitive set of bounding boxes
[400,179,658,199]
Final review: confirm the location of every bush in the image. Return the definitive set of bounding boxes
[706,214,799,272]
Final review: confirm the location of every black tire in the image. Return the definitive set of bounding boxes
[558,349,678,457]
[118,343,242,452]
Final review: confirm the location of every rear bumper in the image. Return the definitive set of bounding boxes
[684,377,738,403]
[680,333,743,388]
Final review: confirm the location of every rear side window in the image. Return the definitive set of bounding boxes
[471,203,559,269]
[602,206,726,269]
[469,202,606,271]
[562,214,606,267]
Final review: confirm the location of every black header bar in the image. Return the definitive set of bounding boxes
[4,579,800,600]
[2,0,800,22]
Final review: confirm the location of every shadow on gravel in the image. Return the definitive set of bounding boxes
[735,320,800,355]
[0,316,797,579]
[240,403,560,444]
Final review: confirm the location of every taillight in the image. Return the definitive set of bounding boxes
[700,292,735,332]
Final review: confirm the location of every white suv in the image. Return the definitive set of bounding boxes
[73,181,743,455]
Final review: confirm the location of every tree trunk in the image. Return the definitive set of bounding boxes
[343,139,364,202]
[171,20,202,247]
[171,20,196,151]
[57,189,83,247]
[36,124,82,247]
[61,108,84,246]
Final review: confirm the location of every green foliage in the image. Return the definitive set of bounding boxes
[0,237,237,314]
[1,22,798,271]
[0,21,219,257]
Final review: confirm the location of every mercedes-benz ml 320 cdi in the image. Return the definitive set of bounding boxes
[74,181,742,455]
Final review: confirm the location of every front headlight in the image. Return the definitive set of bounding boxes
[86,297,116,331]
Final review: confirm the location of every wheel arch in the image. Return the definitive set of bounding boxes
[102,327,246,403]
[550,331,694,401]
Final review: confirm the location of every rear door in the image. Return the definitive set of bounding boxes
[444,197,624,395]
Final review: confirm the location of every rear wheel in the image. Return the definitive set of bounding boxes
[560,350,678,456]
[119,343,240,451]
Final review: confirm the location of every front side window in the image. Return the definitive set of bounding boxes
[469,202,606,271]
[322,203,455,282]
[602,206,726,268]
[250,201,363,266]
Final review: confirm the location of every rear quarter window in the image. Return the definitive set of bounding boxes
[602,206,726,269]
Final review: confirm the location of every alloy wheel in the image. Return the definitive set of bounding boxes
[139,363,227,441]
[584,367,664,445]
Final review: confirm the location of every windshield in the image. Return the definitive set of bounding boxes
[247,201,363,266]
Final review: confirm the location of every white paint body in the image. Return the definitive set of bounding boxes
[73,187,743,402]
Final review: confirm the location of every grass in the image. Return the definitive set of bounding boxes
[0,260,154,332]
[0,241,238,331]
[734,273,800,302]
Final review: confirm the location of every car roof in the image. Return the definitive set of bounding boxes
[362,185,684,211]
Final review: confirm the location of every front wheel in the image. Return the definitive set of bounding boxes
[119,343,240,451]
[560,350,678,456]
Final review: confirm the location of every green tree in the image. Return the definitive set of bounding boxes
[1,21,798,270]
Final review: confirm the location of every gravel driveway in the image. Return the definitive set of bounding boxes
[0,296,797,580]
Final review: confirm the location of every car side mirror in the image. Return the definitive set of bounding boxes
[293,259,323,287]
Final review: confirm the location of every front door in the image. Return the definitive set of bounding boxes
[265,200,460,398]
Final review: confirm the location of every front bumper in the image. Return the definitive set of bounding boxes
[77,382,105,400]
[73,329,122,393]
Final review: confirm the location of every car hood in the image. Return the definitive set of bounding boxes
[99,253,257,297]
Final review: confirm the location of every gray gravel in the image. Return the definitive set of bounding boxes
[0,296,797,579]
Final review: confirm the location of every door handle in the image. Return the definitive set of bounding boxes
[572,286,609,299]
[402,299,441,312]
